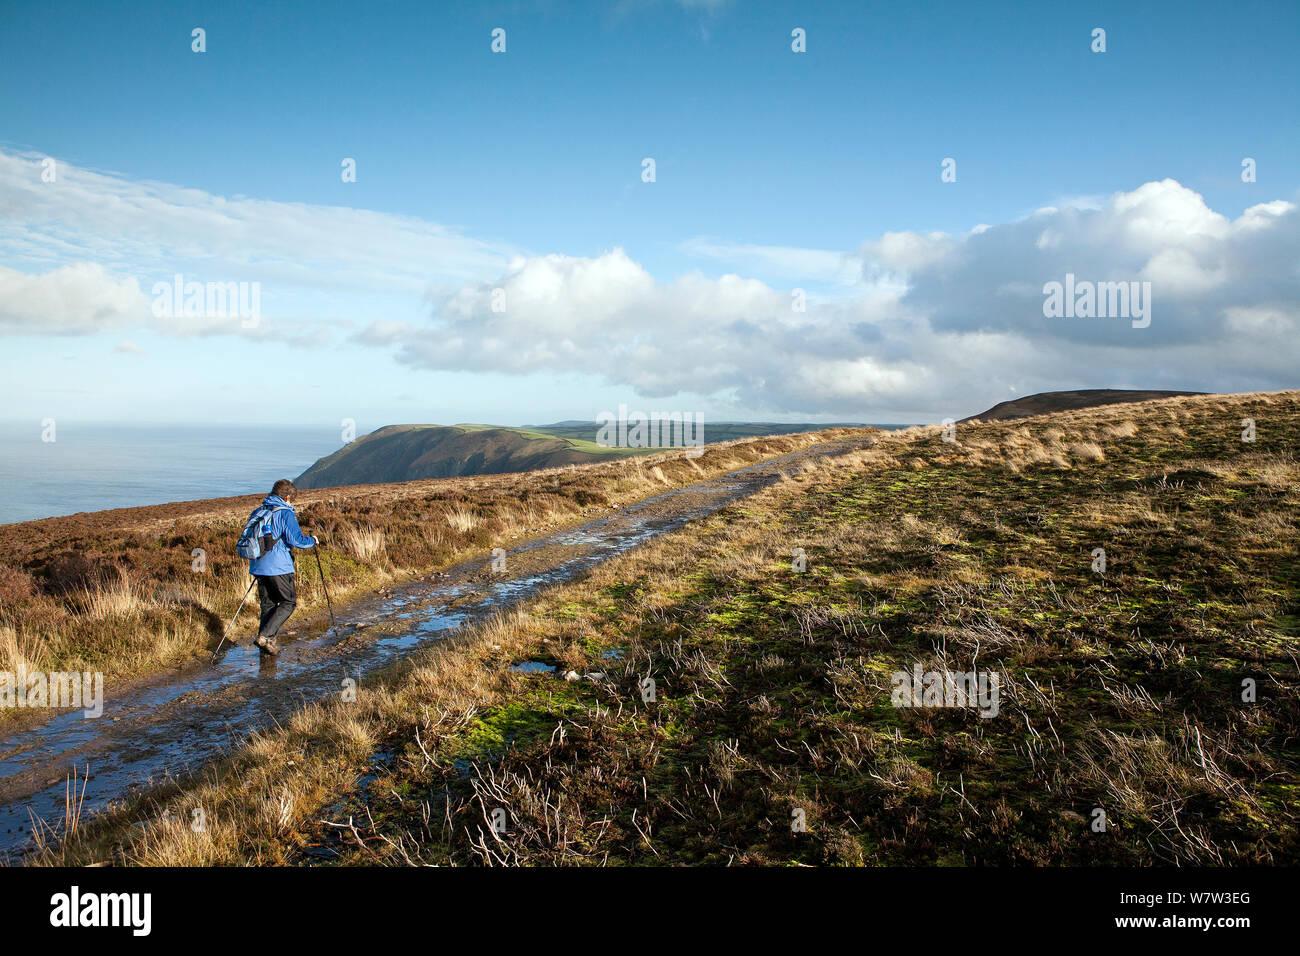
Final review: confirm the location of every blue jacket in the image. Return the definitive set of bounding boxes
[248,494,317,576]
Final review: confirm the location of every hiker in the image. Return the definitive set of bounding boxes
[244,479,323,655]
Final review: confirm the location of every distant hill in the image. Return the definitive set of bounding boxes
[963,389,1206,423]
[296,421,882,490]
[295,425,632,489]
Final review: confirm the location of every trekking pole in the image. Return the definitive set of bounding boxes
[314,544,337,631]
[212,576,257,664]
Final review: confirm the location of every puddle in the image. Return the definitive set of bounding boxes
[0,438,866,860]
[508,661,555,674]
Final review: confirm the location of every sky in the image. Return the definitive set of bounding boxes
[1,0,1297,432]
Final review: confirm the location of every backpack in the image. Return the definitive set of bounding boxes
[236,505,289,561]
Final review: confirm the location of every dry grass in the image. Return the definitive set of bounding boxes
[1103,421,1139,439]
[81,570,148,620]
[443,506,480,534]
[341,525,386,563]
[1070,441,1106,462]
[0,623,47,674]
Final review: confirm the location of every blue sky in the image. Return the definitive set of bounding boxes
[2,0,1297,430]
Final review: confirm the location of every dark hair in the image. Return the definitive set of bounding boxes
[272,479,298,499]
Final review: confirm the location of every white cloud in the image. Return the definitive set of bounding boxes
[0,149,519,339]
[1,151,515,291]
[359,180,1299,416]
[884,180,1299,350]
[0,263,146,334]
[6,152,1295,417]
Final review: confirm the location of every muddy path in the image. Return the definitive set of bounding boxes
[0,439,866,860]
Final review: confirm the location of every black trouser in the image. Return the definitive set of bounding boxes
[255,573,297,639]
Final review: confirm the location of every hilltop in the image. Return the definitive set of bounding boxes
[963,388,1205,422]
[294,424,630,489]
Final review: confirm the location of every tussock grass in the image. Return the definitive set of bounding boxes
[0,624,47,674]
[81,570,148,620]
[341,525,386,563]
[443,505,480,534]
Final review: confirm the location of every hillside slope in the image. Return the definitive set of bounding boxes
[963,388,1205,422]
[295,424,623,489]
[296,421,882,489]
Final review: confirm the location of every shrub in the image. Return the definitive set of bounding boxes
[44,551,102,595]
[0,566,37,604]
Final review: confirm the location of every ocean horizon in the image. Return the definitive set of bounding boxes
[0,421,344,525]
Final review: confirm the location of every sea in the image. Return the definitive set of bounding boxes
[0,422,344,525]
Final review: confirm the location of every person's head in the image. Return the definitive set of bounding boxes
[271,478,298,502]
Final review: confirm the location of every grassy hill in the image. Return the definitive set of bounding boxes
[963,388,1206,422]
[296,421,882,489]
[299,405,1211,493]
[294,424,646,489]
[45,389,1300,866]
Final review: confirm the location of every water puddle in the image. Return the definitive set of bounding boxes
[508,661,555,674]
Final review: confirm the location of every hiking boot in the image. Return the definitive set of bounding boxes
[255,635,281,656]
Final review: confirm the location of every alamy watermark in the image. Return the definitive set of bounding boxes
[891,665,1000,718]
[1042,273,1150,329]
[152,273,260,328]
[596,404,704,458]
[50,886,150,936]
[1,668,103,718]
